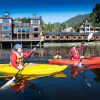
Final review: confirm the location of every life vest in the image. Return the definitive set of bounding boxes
[70,48,79,59]
[10,51,24,66]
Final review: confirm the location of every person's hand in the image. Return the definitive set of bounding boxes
[80,56,84,59]
[32,47,36,52]
[17,65,23,70]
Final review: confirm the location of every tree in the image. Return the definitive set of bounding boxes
[88,3,100,27]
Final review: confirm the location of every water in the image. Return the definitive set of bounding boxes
[0,46,100,100]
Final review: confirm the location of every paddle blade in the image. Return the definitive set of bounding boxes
[88,33,94,41]
[0,77,15,90]
[86,83,92,87]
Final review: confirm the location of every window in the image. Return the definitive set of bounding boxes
[86,28,89,31]
[14,28,30,33]
[22,28,25,32]
[25,28,30,32]
[2,26,10,31]
[2,33,10,38]
[46,36,49,38]
[33,27,39,31]
[66,36,69,39]
[60,36,63,39]
[32,20,38,24]
[52,36,55,39]
[34,34,38,37]
[90,28,93,31]
[3,19,9,23]
[82,29,85,31]
[85,25,89,27]
[14,28,18,33]
[18,28,21,32]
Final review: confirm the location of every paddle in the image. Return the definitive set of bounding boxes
[78,32,94,87]
[0,36,44,90]
[82,32,94,56]
[80,32,94,67]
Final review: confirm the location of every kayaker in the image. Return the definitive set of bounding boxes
[10,44,34,70]
[70,43,87,59]
[53,48,62,59]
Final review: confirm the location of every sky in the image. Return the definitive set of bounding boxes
[0,0,100,23]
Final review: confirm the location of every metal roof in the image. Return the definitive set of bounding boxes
[0,15,12,19]
[44,32,100,36]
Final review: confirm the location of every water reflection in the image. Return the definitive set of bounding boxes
[92,68,100,83]
[0,46,100,100]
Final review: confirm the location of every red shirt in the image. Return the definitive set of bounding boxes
[10,50,33,69]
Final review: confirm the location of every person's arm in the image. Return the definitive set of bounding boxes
[76,44,85,51]
[23,51,33,58]
[10,53,19,69]
[71,50,80,59]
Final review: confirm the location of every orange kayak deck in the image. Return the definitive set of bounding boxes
[48,57,100,65]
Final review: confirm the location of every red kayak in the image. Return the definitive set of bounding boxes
[48,56,100,65]
[87,64,100,69]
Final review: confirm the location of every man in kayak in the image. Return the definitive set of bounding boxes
[70,43,87,59]
[10,44,34,70]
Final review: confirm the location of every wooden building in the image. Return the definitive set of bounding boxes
[44,32,100,42]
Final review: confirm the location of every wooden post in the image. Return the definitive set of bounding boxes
[11,43,12,49]
[0,43,2,50]
[31,42,32,49]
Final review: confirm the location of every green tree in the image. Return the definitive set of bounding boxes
[88,3,100,27]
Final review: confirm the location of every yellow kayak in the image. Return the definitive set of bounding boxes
[0,63,67,80]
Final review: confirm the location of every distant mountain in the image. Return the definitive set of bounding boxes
[44,14,90,32]
[53,22,60,26]
[62,14,89,27]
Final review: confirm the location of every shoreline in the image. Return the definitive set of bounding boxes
[44,41,100,47]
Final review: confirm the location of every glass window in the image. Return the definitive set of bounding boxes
[25,28,30,32]
[34,34,38,37]
[18,28,21,32]
[2,33,10,38]
[86,28,89,31]
[22,28,25,32]
[2,26,10,31]
[85,25,89,27]
[46,36,49,38]
[14,28,30,33]
[14,28,18,32]
[3,19,9,23]
[32,20,38,24]
[33,27,39,31]
[23,28,30,32]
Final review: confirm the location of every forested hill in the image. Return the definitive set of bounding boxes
[63,14,89,27]
[87,3,100,27]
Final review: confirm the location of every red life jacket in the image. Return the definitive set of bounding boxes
[10,51,24,66]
